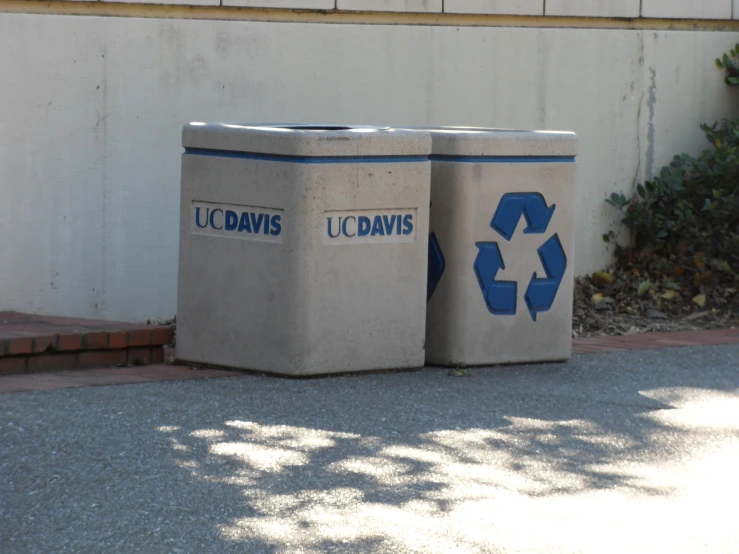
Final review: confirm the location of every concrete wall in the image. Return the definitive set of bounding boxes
[0,7,737,321]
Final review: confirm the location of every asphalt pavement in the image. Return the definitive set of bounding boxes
[1,345,738,553]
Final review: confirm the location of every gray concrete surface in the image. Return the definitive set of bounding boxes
[421,127,577,367]
[1,345,738,553]
[178,123,431,375]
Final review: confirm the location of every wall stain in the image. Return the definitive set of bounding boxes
[536,33,548,127]
[634,32,645,187]
[646,66,657,182]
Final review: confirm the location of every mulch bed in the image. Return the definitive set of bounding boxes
[573,266,739,338]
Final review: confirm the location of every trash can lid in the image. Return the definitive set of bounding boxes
[182,123,432,157]
[402,127,578,158]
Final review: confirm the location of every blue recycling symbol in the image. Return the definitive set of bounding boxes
[474,193,567,321]
[427,233,446,301]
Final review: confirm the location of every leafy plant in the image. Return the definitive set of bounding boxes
[716,43,739,85]
[605,119,739,291]
[601,44,739,317]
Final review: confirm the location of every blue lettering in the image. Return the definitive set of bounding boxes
[396,214,401,235]
[250,213,264,234]
[402,214,413,235]
[195,207,209,229]
[371,216,385,236]
[264,215,270,235]
[327,217,340,238]
[225,210,238,231]
[342,216,356,238]
[358,217,371,237]
[238,212,252,233]
[270,215,282,236]
[383,215,397,235]
[209,209,224,230]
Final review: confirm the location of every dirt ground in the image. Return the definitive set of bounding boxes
[573,270,739,338]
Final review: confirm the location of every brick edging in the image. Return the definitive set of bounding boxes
[0,347,167,375]
[0,313,175,376]
[2,326,737,376]
[1,328,174,357]
[572,328,739,354]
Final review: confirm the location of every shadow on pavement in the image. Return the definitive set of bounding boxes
[2,345,738,552]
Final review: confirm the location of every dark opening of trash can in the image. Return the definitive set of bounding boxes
[277,125,353,131]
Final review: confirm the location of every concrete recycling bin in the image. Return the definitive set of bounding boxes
[421,127,578,366]
[177,123,432,376]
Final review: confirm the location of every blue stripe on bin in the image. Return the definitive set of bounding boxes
[184,148,429,164]
[429,155,576,163]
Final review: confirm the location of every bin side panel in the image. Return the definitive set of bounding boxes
[176,155,303,372]
[292,161,431,374]
[426,159,575,366]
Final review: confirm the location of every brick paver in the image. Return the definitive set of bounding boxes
[0,328,736,393]
[0,312,175,376]
[0,365,236,393]
[572,328,739,353]
[0,312,173,354]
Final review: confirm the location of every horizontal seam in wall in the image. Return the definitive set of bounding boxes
[1,1,739,31]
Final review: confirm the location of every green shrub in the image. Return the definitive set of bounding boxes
[598,45,739,320]
[603,46,739,295]
[605,119,739,278]
[716,43,739,85]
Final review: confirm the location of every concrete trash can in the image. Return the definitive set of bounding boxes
[177,123,432,376]
[421,127,578,366]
